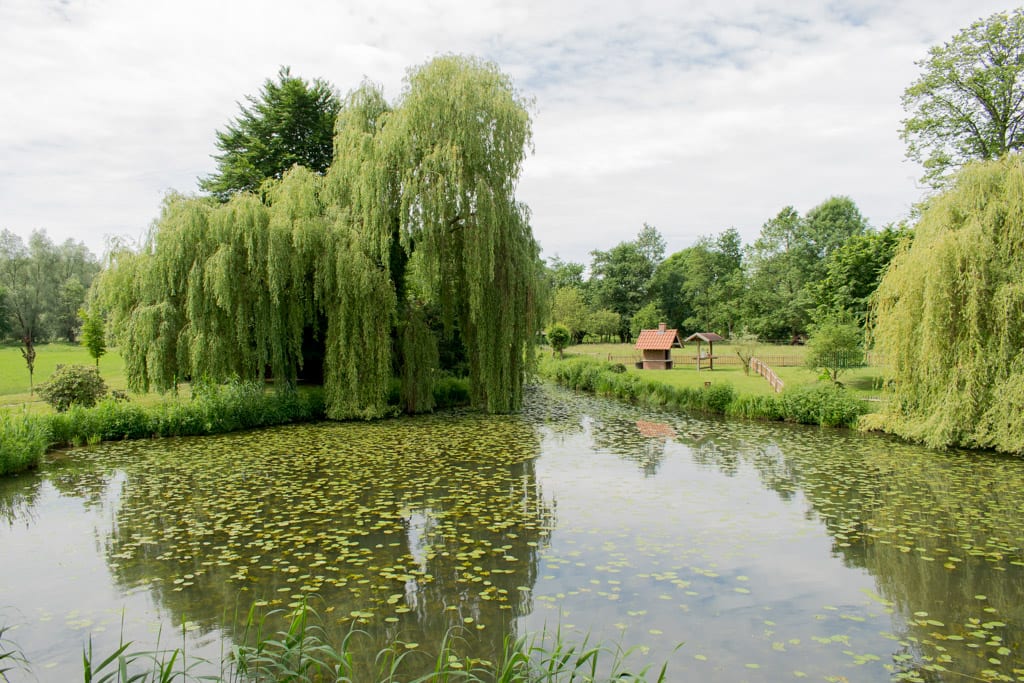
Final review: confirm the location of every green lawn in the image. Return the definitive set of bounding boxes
[562,342,887,401]
[0,342,130,411]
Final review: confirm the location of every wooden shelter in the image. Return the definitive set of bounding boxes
[635,323,682,369]
[685,332,725,370]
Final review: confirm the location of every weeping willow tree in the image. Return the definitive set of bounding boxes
[868,155,1024,453]
[95,55,543,419]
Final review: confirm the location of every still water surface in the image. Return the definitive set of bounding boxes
[1,384,1022,681]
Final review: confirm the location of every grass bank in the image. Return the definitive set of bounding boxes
[538,355,867,429]
[0,381,327,477]
[0,375,472,477]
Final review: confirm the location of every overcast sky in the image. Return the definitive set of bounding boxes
[0,0,1016,265]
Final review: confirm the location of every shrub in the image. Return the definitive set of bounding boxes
[433,375,470,409]
[698,383,736,414]
[546,323,572,357]
[37,364,108,412]
[40,384,327,450]
[0,411,49,475]
[781,383,865,427]
[726,393,784,421]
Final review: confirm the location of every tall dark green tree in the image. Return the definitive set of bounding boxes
[651,228,743,336]
[901,8,1024,187]
[2,231,53,341]
[588,225,664,341]
[0,230,100,343]
[546,256,585,291]
[743,197,867,340]
[743,207,812,340]
[55,277,86,342]
[200,67,342,201]
[0,284,9,339]
[802,196,869,268]
[810,224,908,326]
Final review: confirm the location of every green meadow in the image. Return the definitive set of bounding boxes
[562,342,887,403]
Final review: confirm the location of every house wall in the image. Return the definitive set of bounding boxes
[641,349,673,369]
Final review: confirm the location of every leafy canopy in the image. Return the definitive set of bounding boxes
[588,224,664,341]
[96,56,543,419]
[868,155,1024,453]
[651,229,742,337]
[743,198,867,339]
[804,315,864,383]
[200,67,341,201]
[79,307,107,368]
[0,229,98,342]
[809,224,908,326]
[546,323,571,357]
[901,9,1024,187]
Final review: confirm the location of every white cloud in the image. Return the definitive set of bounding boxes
[0,0,1015,262]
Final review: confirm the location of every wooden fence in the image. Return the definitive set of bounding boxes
[750,357,784,393]
[605,353,805,367]
[603,352,883,368]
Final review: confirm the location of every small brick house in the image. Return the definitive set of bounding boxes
[634,323,682,369]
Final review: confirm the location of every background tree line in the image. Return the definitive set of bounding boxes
[0,229,100,344]
[547,195,907,345]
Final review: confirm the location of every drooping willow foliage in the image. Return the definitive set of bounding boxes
[868,155,1024,453]
[94,56,544,419]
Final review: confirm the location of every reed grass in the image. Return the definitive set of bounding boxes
[0,410,50,476]
[0,621,29,682]
[36,600,676,682]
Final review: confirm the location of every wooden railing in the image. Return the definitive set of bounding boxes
[603,353,805,368]
[750,357,784,393]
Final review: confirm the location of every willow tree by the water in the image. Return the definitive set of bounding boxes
[867,155,1024,453]
[95,55,544,419]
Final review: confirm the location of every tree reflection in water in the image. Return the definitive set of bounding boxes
[45,412,554,679]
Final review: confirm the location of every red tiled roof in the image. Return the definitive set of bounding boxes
[635,328,681,350]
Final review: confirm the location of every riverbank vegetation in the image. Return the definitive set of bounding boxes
[69,603,672,682]
[538,355,865,428]
[0,374,476,476]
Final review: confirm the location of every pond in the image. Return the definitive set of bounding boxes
[1,384,1022,681]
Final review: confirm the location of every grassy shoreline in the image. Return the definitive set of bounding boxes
[537,354,867,430]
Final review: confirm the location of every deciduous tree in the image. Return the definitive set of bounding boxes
[98,56,543,418]
[550,286,589,344]
[79,307,107,368]
[629,302,664,339]
[901,9,1024,187]
[810,224,908,325]
[869,155,1024,453]
[805,315,864,383]
[589,225,664,341]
